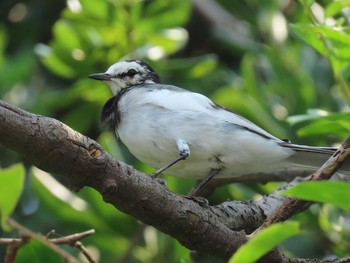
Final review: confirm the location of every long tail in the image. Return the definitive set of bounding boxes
[282,143,350,174]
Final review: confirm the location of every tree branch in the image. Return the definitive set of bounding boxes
[1,99,349,262]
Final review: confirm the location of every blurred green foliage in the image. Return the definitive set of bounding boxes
[0,164,24,231]
[1,0,350,262]
[229,221,300,263]
[285,181,350,211]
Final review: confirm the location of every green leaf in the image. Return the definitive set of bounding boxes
[53,20,82,50]
[287,111,350,137]
[318,27,350,59]
[146,28,188,56]
[229,221,300,263]
[79,0,109,20]
[287,109,330,125]
[142,0,191,29]
[291,24,328,56]
[40,51,76,78]
[325,0,350,18]
[291,24,350,61]
[187,56,217,78]
[0,164,25,231]
[296,120,347,137]
[284,181,350,210]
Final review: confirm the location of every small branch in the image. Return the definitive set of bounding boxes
[0,238,23,245]
[50,230,96,263]
[49,229,95,245]
[6,218,81,263]
[2,219,96,263]
[50,229,96,263]
[259,136,350,229]
[74,241,96,263]
[3,236,28,263]
[46,229,56,238]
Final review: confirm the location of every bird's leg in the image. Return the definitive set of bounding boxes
[150,139,190,178]
[188,168,222,197]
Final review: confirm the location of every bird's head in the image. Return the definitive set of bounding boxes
[89,60,161,95]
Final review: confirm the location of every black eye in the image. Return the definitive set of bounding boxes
[127,69,137,77]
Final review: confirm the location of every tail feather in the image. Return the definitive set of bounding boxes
[281,143,350,174]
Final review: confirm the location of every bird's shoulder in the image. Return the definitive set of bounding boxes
[130,83,220,112]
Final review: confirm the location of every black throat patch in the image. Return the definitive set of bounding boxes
[100,86,134,130]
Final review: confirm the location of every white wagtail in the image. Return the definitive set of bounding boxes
[89,60,348,196]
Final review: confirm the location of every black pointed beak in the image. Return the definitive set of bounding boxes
[89,73,112,81]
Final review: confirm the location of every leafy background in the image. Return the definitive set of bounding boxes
[1,0,350,262]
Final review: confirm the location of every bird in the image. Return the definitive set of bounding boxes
[89,59,348,196]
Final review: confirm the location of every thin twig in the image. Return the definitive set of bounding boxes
[50,229,95,245]
[3,218,96,263]
[73,241,96,263]
[0,238,23,244]
[46,229,56,238]
[50,229,97,263]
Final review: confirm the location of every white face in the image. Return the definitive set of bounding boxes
[102,60,159,95]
